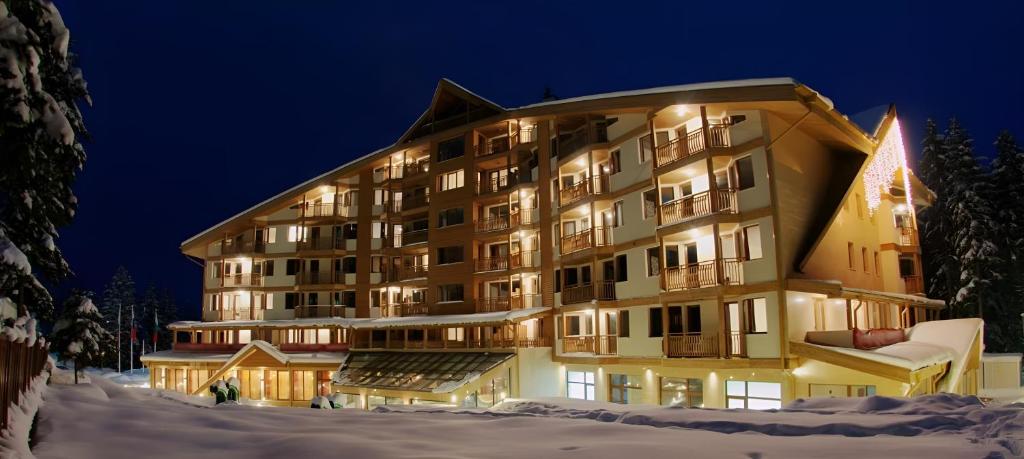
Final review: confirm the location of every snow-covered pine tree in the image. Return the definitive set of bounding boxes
[990,131,1024,352]
[137,285,159,353]
[0,0,91,320]
[52,290,111,384]
[100,266,135,369]
[155,288,178,351]
[916,120,958,308]
[942,120,1005,346]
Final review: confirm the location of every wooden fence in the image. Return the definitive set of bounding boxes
[1,337,49,431]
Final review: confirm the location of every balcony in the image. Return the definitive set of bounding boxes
[903,275,924,294]
[221,240,265,256]
[214,307,263,321]
[511,208,539,226]
[659,189,737,226]
[557,123,608,158]
[509,251,538,269]
[477,169,531,195]
[222,273,262,287]
[666,333,718,358]
[400,264,429,280]
[476,255,509,272]
[662,258,743,291]
[562,336,616,355]
[476,214,510,233]
[387,301,428,317]
[896,226,919,246]
[297,236,341,251]
[294,304,348,318]
[561,280,616,305]
[560,227,611,255]
[475,134,516,157]
[403,161,429,178]
[304,202,337,218]
[173,342,245,353]
[401,229,428,246]
[654,123,731,168]
[394,194,429,212]
[559,175,609,207]
[296,271,343,286]
[477,294,541,312]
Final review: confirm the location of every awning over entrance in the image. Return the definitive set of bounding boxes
[333,352,514,394]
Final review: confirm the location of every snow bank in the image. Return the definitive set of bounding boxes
[30,380,1024,459]
[0,371,49,459]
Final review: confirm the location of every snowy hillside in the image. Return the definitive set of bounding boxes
[25,375,1023,459]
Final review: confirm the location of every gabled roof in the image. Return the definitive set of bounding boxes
[396,78,506,144]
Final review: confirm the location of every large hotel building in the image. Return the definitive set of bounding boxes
[142,78,984,408]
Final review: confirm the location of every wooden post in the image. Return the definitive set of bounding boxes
[846,299,853,330]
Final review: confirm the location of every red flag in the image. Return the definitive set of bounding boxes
[130,325,137,344]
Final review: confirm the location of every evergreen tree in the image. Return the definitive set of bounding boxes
[100,266,135,370]
[0,0,91,320]
[51,290,111,384]
[917,120,958,306]
[155,288,178,351]
[990,131,1024,352]
[137,285,158,354]
[942,120,1004,344]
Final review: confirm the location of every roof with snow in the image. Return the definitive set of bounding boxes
[167,307,550,331]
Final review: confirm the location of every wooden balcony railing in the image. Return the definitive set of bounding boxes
[403,161,429,178]
[217,307,263,321]
[561,280,616,305]
[509,251,538,269]
[172,342,246,353]
[476,255,509,272]
[223,273,263,287]
[654,123,731,168]
[903,275,924,294]
[560,226,611,255]
[296,271,345,285]
[660,189,737,226]
[294,304,348,318]
[400,264,429,280]
[562,336,617,355]
[478,294,541,312]
[395,194,429,212]
[662,258,743,291]
[559,174,609,207]
[519,125,538,143]
[477,170,530,194]
[297,236,341,251]
[402,229,428,246]
[666,333,718,358]
[511,208,539,226]
[221,240,265,256]
[304,203,337,218]
[896,226,919,246]
[389,301,428,316]
[475,134,517,157]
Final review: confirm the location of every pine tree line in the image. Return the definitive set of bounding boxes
[918,119,1024,353]
[92,266,178,370]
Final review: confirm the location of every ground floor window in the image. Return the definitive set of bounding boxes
[660,377,703,407]
[367,395,403,408]
[478,371,509,407]
[726,380,782,410]
[609,374,642,404]
[567,371,596,400]
[809,384,876,398]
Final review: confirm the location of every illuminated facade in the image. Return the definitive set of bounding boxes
[142,78,982,408]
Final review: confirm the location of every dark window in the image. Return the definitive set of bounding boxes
[438,284,464,302]
[642,189,658,219]
[646,247,660,276]
[581,266,591,285]
[735,156,755,190]
[342,291,356,307]
[342,257,357,274]
[438,207,464,227]
[649,307,663,337]
[437,246,464,265]
[343,223,358,239]
[899,257,916,276]
[286,259,300,275]
[308,292,318,305]
[667,306,684,334]
[554,269,561,293]
[264,260,274,276]
[437,136,465,162]
[610,150,622,174]
[616,255,628,282]
[619,311,630,337]
[565,267,578,286]
[603,260,615,282]
[686,305,702,333]
[285,293,298,310]
[405,219,429,233]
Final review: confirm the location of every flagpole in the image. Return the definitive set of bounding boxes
[130,304,135,374]
[117,304,122,374]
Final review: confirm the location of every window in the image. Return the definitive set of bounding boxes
[609,374,640,404]
[266,227,277,243]
[211,262,222,279]
[437,246,464,265]
[554,269,561,293]
[437,136,465,162]
[284,293,298,310]
[307,292,319,306]
[847,242,855,270]
[342,257,356,274]
[743,298,768,333]
[642,189,658,219]
[646,247,661,276]
[660,377,703,407]
[438,170,465,191]
[263,260,275,276]
[619,310,630,337]
[649,307,663,337]
[373,188,386,206]
[438,284,464,302]
[743,225,763,260]
[438,207,464,227]
[371,221,386,239]
[286,259,300,275]
[287,225,306,242]
[566,371,595,400]
[874,251,880,276]
[735,156,755,190]
[612,201,624,227]
[609,149,622,174]
[899,257,916,276]
[726,381,781,410]
[615,254,628,282]
[862,247,869,272]
[343,223,358,239]
[370,256,384,273]
[566,315,581,336]
[638,135,652,163]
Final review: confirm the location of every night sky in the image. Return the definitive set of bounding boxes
[55,1,1023,319]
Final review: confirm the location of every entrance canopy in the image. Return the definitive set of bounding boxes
[333,352,513,393]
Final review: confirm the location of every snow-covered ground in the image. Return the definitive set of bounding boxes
[29,375,1024,459]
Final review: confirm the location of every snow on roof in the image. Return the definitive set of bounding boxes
[140,350,234,363]
[841,286,946,308]
[515,77,798,109]
[140,341,347,364]
[812,341,955,371]
[441,77,506,111]
[168,308,549,331]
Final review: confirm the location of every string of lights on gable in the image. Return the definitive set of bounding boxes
[863,117,914,216]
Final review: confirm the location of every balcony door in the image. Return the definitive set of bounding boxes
[487,282,510,299]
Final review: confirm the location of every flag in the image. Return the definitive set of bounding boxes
[130,323,137,344]
[153,309,159,347]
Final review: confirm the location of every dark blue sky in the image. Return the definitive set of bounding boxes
[56,1,1023,319]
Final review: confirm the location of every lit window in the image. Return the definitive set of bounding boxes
[267,227,277,243]
[726,381,781,410]
[743,225,763,260]
[744,298,768,333]
[438,170,465,191]
[660,377,703,407]
[566,371,595,400]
